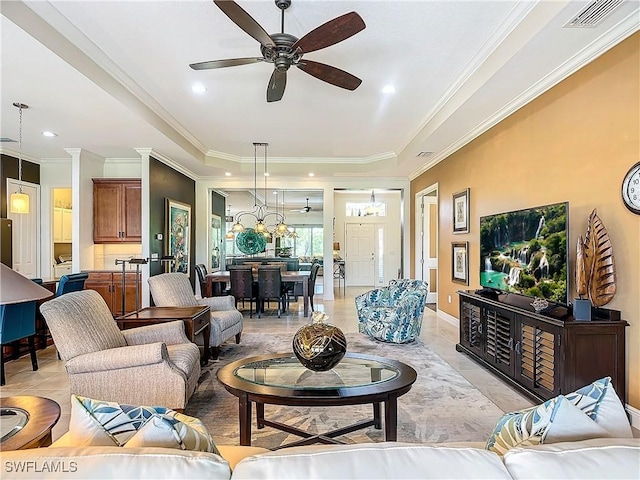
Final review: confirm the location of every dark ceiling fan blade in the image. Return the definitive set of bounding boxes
[189,57,263,70]
[267,68,287,102]
[292,11,365,54]
[214,0,275,49]
[297,60,362,91]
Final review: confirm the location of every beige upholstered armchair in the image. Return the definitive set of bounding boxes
[39,289,200,410]
[148,273,243,359]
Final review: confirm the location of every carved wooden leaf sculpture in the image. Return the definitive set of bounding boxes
[584,209,616,307]
[575,235,588,297]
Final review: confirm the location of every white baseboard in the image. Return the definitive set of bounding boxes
[626,404,640,431]
[437,309,459,327]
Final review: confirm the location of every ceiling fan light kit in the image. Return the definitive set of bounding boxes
[190,0,366,102]
[291,197,311,214]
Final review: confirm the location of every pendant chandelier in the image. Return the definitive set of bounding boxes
[225,205,235,240]
[365,190,381,216]
[9,102,30,214]
[229,143,292,237]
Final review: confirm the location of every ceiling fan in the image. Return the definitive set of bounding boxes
[190,0,366,102]
[290,198,311,213]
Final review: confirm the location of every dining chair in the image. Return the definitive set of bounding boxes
[0,301,39,386]
[285,262,320,311]
[308,262,321,312]
[0,267,54,386]
[55,272,89,296]
[257,266,287,318]
[229,266,258,318]
[194,263,208,298]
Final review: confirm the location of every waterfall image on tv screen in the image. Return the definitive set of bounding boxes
[479,202,568,303]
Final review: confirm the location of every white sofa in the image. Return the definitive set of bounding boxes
[2,437,638,479]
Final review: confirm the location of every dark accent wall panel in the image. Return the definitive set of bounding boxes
[0,154,40,218]
[211,191,225,220]
[148,157,196,288]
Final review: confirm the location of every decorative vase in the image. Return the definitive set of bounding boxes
[292,312,347,372]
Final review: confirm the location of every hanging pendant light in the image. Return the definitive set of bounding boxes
[9,102,30,214]
[232,143,289,236]
[274,190,289,237]
[365,190,380,216]
[225,206,236,239]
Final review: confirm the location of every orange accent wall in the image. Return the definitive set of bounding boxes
[411,33,640,408]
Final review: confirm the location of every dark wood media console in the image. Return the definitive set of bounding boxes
[456,290,628,403]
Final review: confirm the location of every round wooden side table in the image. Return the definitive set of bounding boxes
[1,396,61,450]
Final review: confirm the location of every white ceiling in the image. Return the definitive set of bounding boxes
[1,0,638,182]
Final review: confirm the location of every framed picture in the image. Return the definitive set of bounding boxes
[210,213,222,273]
[452,241,469,285]
[166,198,191,276]
[453,188,470,234]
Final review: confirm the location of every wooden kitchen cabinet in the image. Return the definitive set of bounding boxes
[84,271,141,316]
[93,179,141,243]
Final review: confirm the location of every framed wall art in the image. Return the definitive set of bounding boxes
[452,241,469,285]
[166,198,191,276]
[453,188,470,234]
[210,213,222,272]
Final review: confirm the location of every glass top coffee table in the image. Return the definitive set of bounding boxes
[217,352,417,449]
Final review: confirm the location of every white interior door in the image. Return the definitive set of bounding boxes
[417,188,438,304]
[345,223,375,286]
[7,179,40,278]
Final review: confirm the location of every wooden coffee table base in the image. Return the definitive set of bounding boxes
[253,399,388,450]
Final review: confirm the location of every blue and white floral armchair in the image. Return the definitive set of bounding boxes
[355,279,429,344]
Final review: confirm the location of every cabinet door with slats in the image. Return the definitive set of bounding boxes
[484,307,514,376]
[460,300,483,357]
[514,315,561,399]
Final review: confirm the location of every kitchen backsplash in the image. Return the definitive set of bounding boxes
[94,243,143,270]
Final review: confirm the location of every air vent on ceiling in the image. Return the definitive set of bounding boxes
[416,151,434,158]
[0,138,17,143]
[564,0,624,28]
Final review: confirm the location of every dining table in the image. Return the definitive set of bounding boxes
[205,270,312,317]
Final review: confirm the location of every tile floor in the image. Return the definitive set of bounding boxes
[1,284,636,442]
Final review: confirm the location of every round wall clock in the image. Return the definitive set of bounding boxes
[621,161,640,215]
[236,228,267,255]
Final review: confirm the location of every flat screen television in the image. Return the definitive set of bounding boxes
[479,202,568,304]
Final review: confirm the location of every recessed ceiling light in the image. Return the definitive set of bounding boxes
[382,85,396,94]
[225,172,232,176]
[308,172,314,177]
[264,172,270,177]
[191,83,207,94]
[42,131,57,137]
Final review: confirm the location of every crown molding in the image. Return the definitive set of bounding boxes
[206,150,397,165]
[0,146,41,164]
[104,157,142,164]
[139,148,198,180]
[409,11,640,181]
